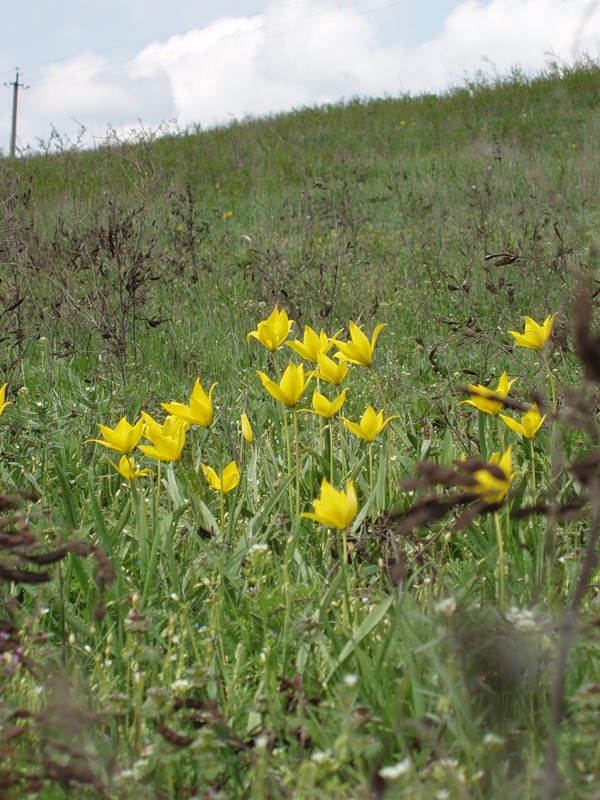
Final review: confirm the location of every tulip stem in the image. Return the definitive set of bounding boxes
[370,365,392,499]
[338,527,351,632]
[131,480,148,596]
[530,438,537,501]
[338,412,347,477]
[368,442,374,495]
[316,375,324,456]
[370,366,387,417]
[210,429,224,466]
[529,437,544,594]
[329,422,335,483]
[293,409,301,519]
[219,487,225,534]
[478,410,488,462]
[497,416,506,453]
[155,461,161,522]
[282,407,293,515]
[281,540,292,671]
[494,511,506,611]
[542,353,557,414]
[270,353,282,381]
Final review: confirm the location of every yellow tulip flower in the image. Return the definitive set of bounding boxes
[331,321,387,367]
[247,306,294,351]
[286,326,333,363]
[499,403,546,439]
[314,352,349,385]
[342,405,399,442]
[138,414,189,462]
[201,461,240,494]
[162,379,216,428]
[301,479,358,530]
[306,388,347,420]
[471,447,515,505]
[140,410,169,441]
[87,416,144,455]
[107,455,152,481]
[141,412,189,441]
[462,372,516,416]
[508,314,556,351]
[257,362,311,408]
[0,384,13,416]
[241,413,253,445]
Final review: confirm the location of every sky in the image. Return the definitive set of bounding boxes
[1,0,599,154]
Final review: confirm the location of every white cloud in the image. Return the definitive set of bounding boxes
[7,0,600,152]
[19,53,175,149]
[430,0,598,84]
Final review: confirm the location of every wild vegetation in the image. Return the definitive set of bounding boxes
[1,57,600,798]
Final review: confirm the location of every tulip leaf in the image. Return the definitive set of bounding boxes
[223,476,293,577]
[55,448,79,530]
[440,426,455,464]
[325,594,394,685]
[22,471,43,496]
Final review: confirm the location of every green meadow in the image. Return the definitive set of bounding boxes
[1,58,600,798]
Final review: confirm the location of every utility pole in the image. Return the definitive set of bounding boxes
[6,69,26,158]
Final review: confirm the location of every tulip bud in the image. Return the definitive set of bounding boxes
[241,413,253,445]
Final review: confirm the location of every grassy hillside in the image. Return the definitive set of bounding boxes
[1,58,600,798]
[4,59,599,391]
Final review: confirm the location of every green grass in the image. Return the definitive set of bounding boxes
[1,58,600,798]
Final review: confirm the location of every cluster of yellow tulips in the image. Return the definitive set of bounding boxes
[246,307,398,528]
[297,311,556,528]
[0,310,557,538]
[85,381,220,484]
[76,306,398,529]
[460,312,556,505]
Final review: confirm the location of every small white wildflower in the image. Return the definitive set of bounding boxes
[436,791,450,800]
[254,735,269,750]
[249,543,269,554]
[171,679,191,692]
[506,607,539,632]
[483,732,505,747]
[378,758,412,780]
[343,673,358,687]
[311,749,332,764]
[434,597,457,619]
